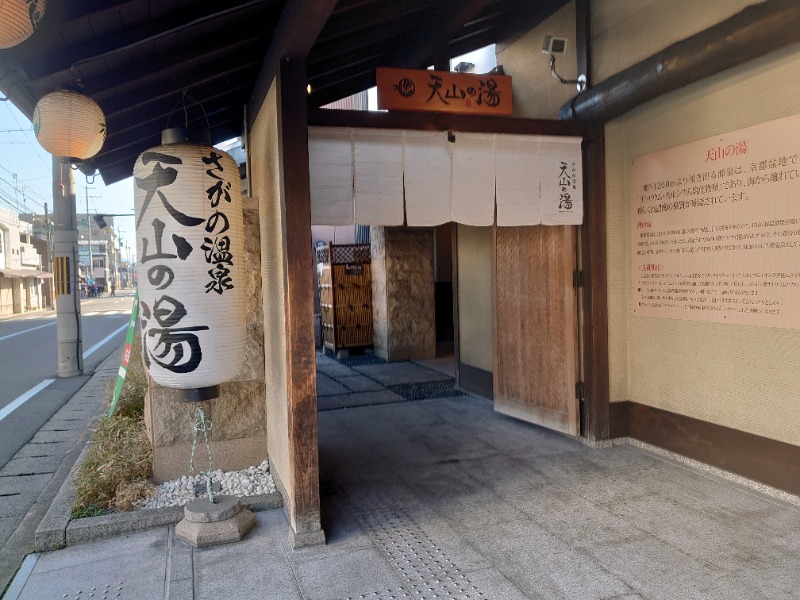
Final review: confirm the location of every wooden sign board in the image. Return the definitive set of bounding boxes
[376,67,512,116]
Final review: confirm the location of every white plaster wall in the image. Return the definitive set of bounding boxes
[496,2,578,119]
[457,225,493,372]
[591,0,765,83]
[604,38,800,446]
[252,80,292,494]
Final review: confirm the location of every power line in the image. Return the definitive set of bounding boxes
[2,102,51,172]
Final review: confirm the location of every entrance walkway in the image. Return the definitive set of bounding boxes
[7,363,799,599]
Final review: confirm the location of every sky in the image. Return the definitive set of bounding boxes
[0,99,137,262]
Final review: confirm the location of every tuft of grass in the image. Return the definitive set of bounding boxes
[72,334,153,518]
[71,415,152,517]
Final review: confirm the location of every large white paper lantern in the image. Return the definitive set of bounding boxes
[134,129,245,401]
[33,90,106,161]
[0,0,45,49]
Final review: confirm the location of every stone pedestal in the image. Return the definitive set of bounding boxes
[144,197,268,482]
[175,495,256,548]
[370,227,436,361]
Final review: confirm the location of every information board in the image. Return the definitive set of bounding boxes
[631,113,800,330]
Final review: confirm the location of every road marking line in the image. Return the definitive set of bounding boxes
[0,322,56,342]
[83,323,129,359]
[0,379,56,422]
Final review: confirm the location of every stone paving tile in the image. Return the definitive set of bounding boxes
[0,455,62,476]
[353,362,453,385]
[315,372,349,396]
[315,360,358,378]
[608,492,800,580]
[15,530,169,600]
[0,492,41,518]
[12,442,71,459]
[0,516,18,547]
[583,535,767,600]
[39,419,88,431]
[336,374,385,392]
[194,512,303,600]
[317,389,406,411]
[27,429,76,444]
[292,546,404,600]
[0,473,51,497]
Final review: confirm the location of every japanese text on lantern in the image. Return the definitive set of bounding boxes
[201,151,235,295]
[136,151,208,373]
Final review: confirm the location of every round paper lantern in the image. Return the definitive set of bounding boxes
[33,91,106,161]
[134,129,245,400]
[0,0,46,49]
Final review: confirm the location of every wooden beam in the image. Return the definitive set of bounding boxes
[390,0,492,68]
[611,401,800,496]
[248,0,338,125]
[581,131,610,441]
[278,57,324,544]
[575,0,591,88]
[308,107,592,137]
[21,0,275,81]
[451,223,461,388]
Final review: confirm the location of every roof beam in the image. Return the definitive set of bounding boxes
[389,0,494,68]
[247,0,339,124]
[20,0,275,82]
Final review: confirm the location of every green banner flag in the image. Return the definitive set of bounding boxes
[108,289,139,418]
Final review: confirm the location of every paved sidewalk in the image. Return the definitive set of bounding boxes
[0,349,120,594]
[7,387,800,599]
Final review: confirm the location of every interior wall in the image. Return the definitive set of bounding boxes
[251,79,292,494]
[496,1,577,119]
[604,37,800,446]
[591,0,765,83]
[457,225,493,372]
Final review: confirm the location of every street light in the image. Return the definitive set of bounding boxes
[93,213,134,229]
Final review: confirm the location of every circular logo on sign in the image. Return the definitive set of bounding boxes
[394,78,416,98]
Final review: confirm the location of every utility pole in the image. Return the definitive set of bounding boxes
[53,158,83,377]
[45,201,53,268]
[85,186,95,281]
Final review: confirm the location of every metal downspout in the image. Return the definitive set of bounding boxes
[559,0,800,123]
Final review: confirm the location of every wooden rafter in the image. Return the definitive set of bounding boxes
[389,0,494,68]
[248,0,339,123]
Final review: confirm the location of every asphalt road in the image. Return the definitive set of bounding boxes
[0,290,136,468]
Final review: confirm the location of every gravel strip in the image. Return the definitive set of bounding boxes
[135,460,276,509]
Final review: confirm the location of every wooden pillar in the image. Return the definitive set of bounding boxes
[581,130,610,441]
[278,56,324,546]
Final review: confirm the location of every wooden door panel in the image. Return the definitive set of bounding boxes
[493,225,579,436]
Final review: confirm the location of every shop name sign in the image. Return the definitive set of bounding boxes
[376,67,512,116]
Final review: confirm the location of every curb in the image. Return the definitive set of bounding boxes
[35,434,282,550]
[32,349,123,553]
[64,491,282,547]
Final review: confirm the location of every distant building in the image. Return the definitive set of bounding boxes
[0,207,50,316]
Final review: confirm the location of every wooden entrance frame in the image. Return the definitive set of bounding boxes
[307,109,609,442]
